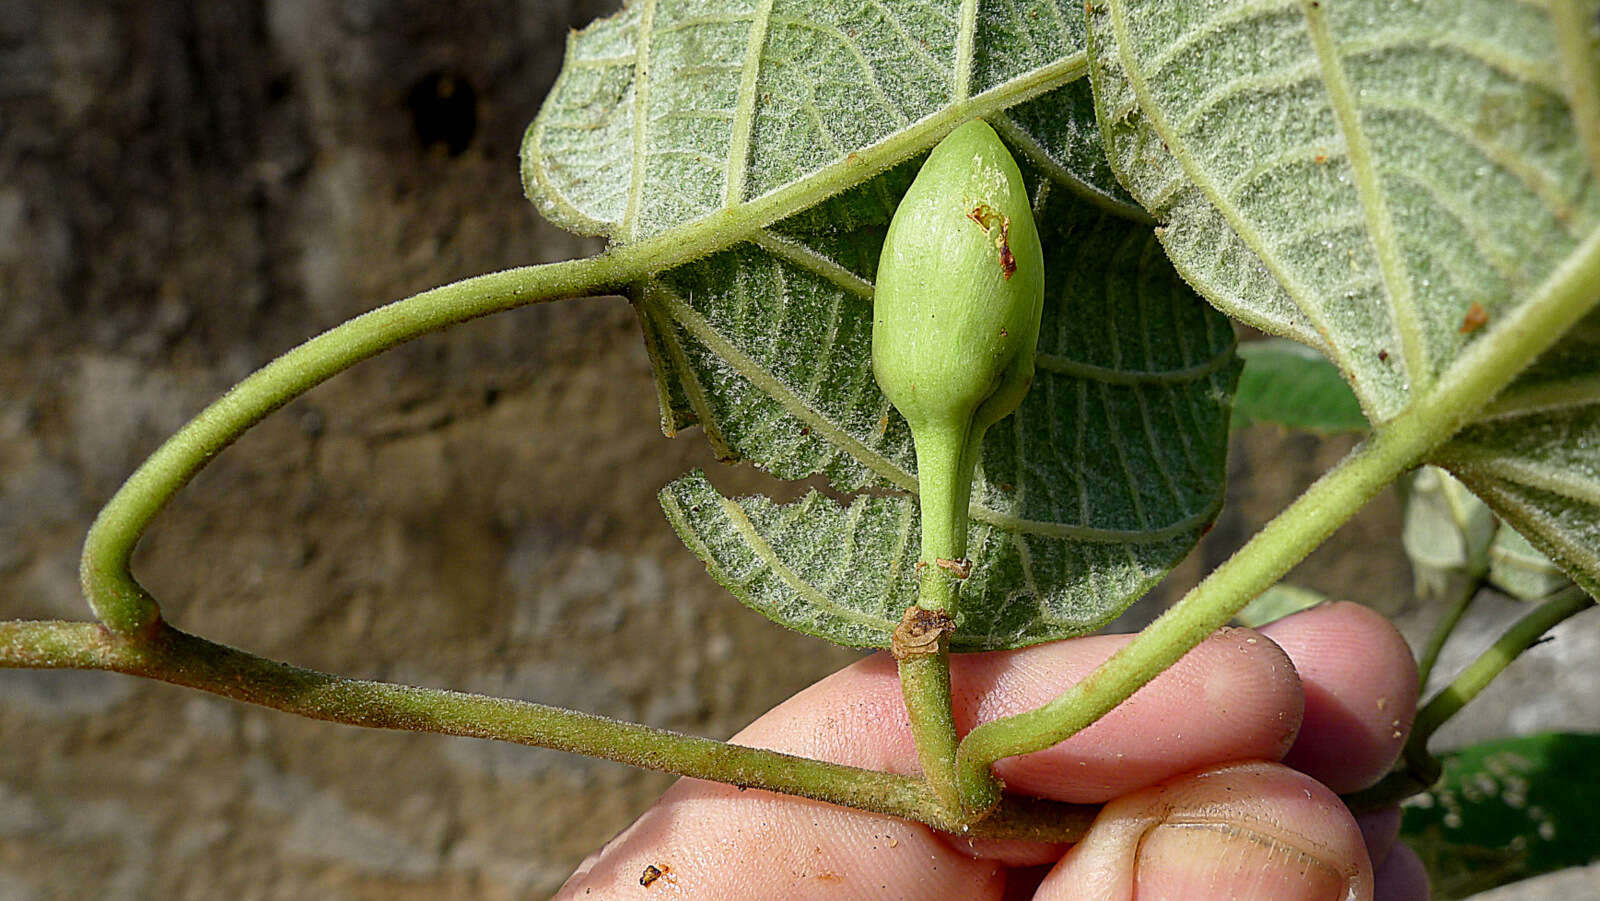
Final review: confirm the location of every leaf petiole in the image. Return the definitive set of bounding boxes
[952,421,1434,815]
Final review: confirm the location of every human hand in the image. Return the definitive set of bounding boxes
[557,602,1429,900]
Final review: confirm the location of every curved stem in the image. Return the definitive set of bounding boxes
[80,257,629,634]
[1405,584,1596,777]
[954,424,1432,815]
[0,618,1095,842]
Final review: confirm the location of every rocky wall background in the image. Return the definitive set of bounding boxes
[0,2,1592,898]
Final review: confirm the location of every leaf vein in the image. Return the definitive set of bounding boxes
[1302,0,1427,392]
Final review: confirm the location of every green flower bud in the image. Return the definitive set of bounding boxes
[872,119,1044,610]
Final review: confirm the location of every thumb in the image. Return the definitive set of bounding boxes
[1034,761,1373,901]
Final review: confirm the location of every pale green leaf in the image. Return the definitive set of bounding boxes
[655,185,1239,650]
[1400,466,1495,599]
[1231,338,1366,434]
[1233,582,1325,628]
[1087,0,1600,596]
[1435,309,1600,599]
[1489,526,1573,602]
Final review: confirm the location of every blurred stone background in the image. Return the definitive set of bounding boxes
[0,2,1592,898]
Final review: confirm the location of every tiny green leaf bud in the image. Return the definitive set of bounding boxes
[872,119,1044,612]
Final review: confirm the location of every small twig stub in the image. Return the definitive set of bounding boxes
[892,605,957,659]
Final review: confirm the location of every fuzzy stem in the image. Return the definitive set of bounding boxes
[898,423,994,817]
[911,420,977,609]
[898,651,963,812]
[0,618,1094,841]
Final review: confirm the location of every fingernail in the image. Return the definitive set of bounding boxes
[1134,821,1351,901]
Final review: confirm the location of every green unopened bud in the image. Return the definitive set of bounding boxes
[872,119,1044,612]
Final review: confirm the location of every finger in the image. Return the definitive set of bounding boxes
[558,626,1306,891]
[681,626,1303,802]
[1033,762,1374,901]
[941,628,1303,867]
[557,780,1006,900]
[556,652,1008,899]
[1373,842,1430,901]
[951,627,1303,803]
[1356,807,1401,870]
[1260,602,1420,793]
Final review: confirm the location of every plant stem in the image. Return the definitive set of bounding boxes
[896,424,989,816]
[910,422,978,612]
[898,652,962,812]
[79,257,629,635]
[1405,585,1596,776]
[0,618,1095,842]
[953,424,1434,815]
[1415,571,1483,689]
[1340,767,1437,815]
[952,223,1600,817]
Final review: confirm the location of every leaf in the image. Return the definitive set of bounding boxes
[1435,308,1600,599]
[523,0,1109,245]
[1401,732,1600,899]
[1489,526,1573,602]
[1087,0,1600,595]
[1399,466,1495,599]
[524,2,1240,650]
[657,183,1239,651]
[1231,338,1366,434]
[1233,582,1325,629]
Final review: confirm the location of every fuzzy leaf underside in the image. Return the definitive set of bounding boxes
[1232,338,1367,434]
[1089,0,1600,598]
[524,0,1239,649]
[1401,732,1600,899]
[1430,308,1600,599]
[523,0,1112,244]
[654,185,1239,651]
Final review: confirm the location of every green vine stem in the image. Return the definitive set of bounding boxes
[1415,569,1485,689]
[896,654,961,812]
[1404,584,1597,775]
[952,225,1600,817]
[0,618,1095,842]
[78,256,641,635]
